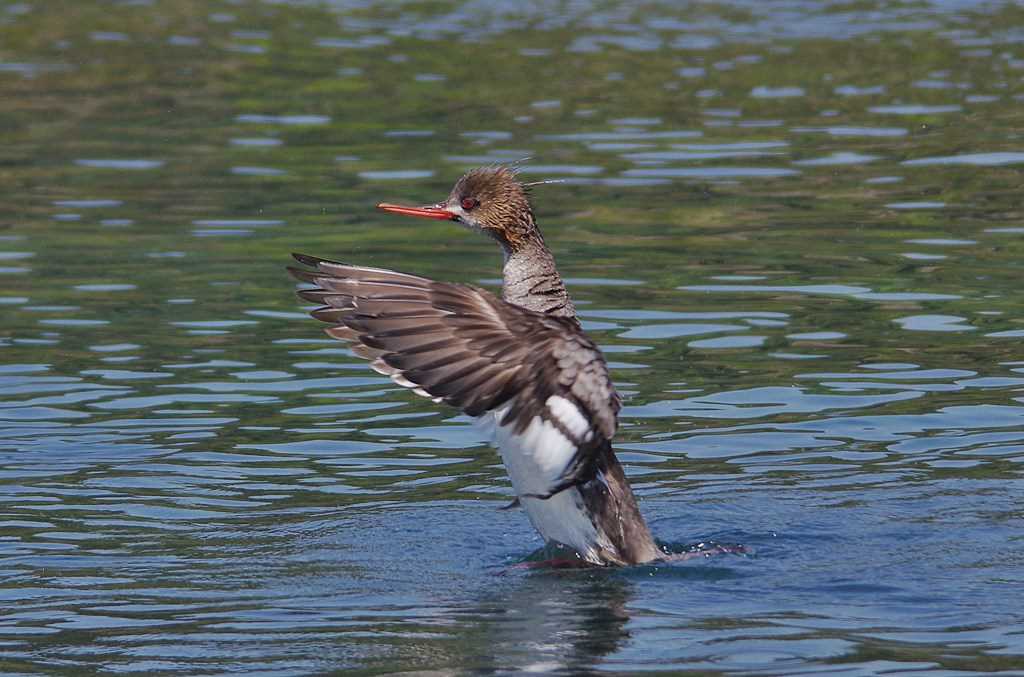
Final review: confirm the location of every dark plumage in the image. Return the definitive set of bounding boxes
[288,255,614,466]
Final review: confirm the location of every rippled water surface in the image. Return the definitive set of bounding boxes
[2,0,1024,673]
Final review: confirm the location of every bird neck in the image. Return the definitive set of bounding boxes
[501,235,577,320]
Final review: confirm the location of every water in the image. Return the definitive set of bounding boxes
[2,0,1024,673]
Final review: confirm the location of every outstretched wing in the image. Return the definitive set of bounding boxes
[287,253,621,496]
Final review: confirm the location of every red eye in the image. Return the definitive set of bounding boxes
[461,197,478,211]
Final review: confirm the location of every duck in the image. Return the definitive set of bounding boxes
[288,165,663,565]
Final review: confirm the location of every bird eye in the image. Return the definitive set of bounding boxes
[461,197,479,211]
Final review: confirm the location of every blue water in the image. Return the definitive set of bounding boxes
[2,0,1024,673]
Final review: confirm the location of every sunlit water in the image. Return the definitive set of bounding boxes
[2,0,1024,673]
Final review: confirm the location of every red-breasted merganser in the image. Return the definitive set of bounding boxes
[289,165,662,565]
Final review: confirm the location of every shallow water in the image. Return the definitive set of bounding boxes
[2,0,1024,674]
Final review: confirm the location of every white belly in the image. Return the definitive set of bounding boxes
[482,405,610,563]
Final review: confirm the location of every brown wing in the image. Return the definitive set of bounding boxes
[287,253,621,449]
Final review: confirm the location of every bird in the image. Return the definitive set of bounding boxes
[288,165,663,566]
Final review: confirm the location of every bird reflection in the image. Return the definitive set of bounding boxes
[460,567,636,673]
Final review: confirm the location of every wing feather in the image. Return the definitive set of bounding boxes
[288,253,621,496]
